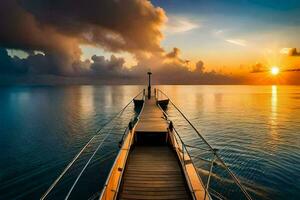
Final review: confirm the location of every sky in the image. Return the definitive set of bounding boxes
[1,0,300,84]
[153,0,300,72]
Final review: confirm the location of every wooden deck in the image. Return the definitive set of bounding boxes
[118,146,191,200]
[135,98,168,133]
[118,98,191,200]
[99,96,209,200]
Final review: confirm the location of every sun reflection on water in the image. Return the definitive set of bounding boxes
[271,85,277,114]
[79,86,95,119]
[269,85,279,150]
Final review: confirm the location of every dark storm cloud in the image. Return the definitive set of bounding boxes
[89,55,130,78]
[19,0,166,53]
[0,48,23,74]
[0,48,70,75]
[0,1,81,55]
[0,48,130,77]
[0,0,83,75]
[0,0,166,75]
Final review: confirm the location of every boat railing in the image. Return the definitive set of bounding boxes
[99,91,145,200]
[41,90,145,200]
[155,88,253,200]
[98,125,132,200]
[154,87,168,101]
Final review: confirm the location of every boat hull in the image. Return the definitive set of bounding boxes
[157,99,169,109]
[133,99,144,107]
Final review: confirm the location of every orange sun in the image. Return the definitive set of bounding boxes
[271,66,280,75]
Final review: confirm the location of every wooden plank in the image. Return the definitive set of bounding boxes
[118,146,191,200]
[121,190,188,195]
[135,99,168,133]
[122,186,187,192]
[119,193,189,200]
[123,177,184,181]
[123,174,183,178]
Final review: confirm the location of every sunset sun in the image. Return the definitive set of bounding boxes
[271,66,280,76]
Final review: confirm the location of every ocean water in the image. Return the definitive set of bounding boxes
[0,85,299,199]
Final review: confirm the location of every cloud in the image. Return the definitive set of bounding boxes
[165,16,199,33]
[195,60,205,73]
[0,0,239,84]
[0,0,166,57]
[0,0,82,75]
[1,46,239,84]
[0,48,24,74]
[280,48,300,56]
[0,0,168,76]
[89,55,129,78]
[166,47,181,59]
[226,39,247,47]
[20,0,166,53]
[212,30,247,48]
[0,48,86,75]
[251,63,265,73]
[128,47,237,84]
[213,30,224,36]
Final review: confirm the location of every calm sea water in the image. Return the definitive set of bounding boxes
[0,85,299,199]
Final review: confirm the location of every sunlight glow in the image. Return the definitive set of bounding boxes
[271,66,280,75]
[269,85,279,150]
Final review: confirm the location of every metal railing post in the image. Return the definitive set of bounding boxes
[203,152,216,200]
[182,142,185,167]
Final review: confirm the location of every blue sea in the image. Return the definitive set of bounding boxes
[0,85,299,199]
